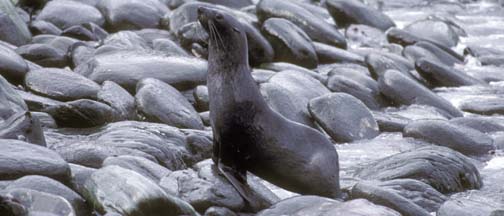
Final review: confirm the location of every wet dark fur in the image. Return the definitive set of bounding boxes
[198,7,341,205]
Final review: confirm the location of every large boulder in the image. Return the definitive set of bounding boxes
[0,0,31,46]
[0,139,71,183]
[309,93,379,142]
[326,0,395,31]
[97,81,136,121]
[403,120,495,156]
[44,99,117,128]
[404,19,459,47]
[0,112,46,146]
[415,58,484,87]
[97,0,169,32]
[2,188,76,216]
[378,70,463,118]
[459,98,504,116]
[135,78,203,129]
[356,145,482,194]
[36,0,105,29]
[257,196,400,216]
[0,44,29,84]
[76,50,208,92]
[83,166,198,216]
[25,68,101,102]
[102,155,172,182]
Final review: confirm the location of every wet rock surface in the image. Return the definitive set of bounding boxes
[0,0,503,215]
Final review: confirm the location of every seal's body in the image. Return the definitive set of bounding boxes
[198,7,341,203]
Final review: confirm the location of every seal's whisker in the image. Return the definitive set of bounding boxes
[210,22,225,50]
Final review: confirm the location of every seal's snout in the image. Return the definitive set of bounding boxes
[197,6,209,27]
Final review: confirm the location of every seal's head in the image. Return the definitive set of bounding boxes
[197,7,248,65]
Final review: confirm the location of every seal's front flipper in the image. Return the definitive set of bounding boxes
[215,162,272,212]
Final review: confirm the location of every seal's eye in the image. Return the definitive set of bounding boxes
[215,14,224,21]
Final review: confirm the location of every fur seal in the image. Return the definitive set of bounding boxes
[197,7,342,208]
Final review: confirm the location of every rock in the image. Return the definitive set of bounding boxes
[15,90,64,112]
[103,155,171,182]
[36,0,104,29]
[29,20,62,35]
[160,159,278,212]
[313,42,364,65]
[16,43,68,68]
[252,69,275,84]
[204,206,237,216]
[135,78,203,129]
[450,117,504,133]
[25,68,100,102]
[378,70,463,118]
[0,112,46,146]
[260,62,325,81]
[6,175,90,216]
[0,0,31,46]
[31,111,57,128]
[97,0,169,32]
[365,53,414,80]
[350,181,432,216]
[61,25,97,41]
[133,28,172,45]
[345,24,388,48]
[97,81,136,121]
[414,41,464,66]
[0,139,70,183]
[257,196,400,216]
[403,44,443,64]
[386,27,422,47]
[375,179,448,212]
[52,121,195,170]
[2,188,76,216]
[153,38,190,56]
[372,111,412,132]
[309,93,379,142]
[404,19,459,47]
[83,166,198,216]
[198,0,252,8]
[327,75,383,110]
[0,75,27,120]
[261,71,330,128]
[76,50,208,92]
[460,98,504,115]
[437,196,504,216]
[101,30,150,51]
[262,18,318,69]
[480,55,504,67]
[194,85,209,112]
[356,145,482,194]
[0,192,28,216]
[326,0,395,31]
[256,0,347,48]
[415,58,484,87]
[68,164,96,196]
[404,120,495,156]
[44,99,116,128]
[0,43,28,84]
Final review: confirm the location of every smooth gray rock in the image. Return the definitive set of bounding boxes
[460,98,504,116]
[29,20,62,35]
[37,0,104,29]
[327,75,383,110]
[3,188,75,216]
[15,90,64,112]
[31,111,57,128]
[0,0,31,46]
[103,155,171,182]
[198,0,252,8]
[0,43,28,84]
[83,166,198,216]
[313,42,364,65]
[257,196,400,216]
[403,120,495,156]
[135,78,203,129]
[345,24,388,48]
[204,206,237,216]
[365,53,414,80]
[350,181,431,216]
[16,43,68,68]
[404,19,459,47]
[0,75,27,120]
[415,58,484,87]
[309,93,379,142]
[262,18,318,69]
[97,81,136,121]
[69,164,96,196]
[437,197,504,216]
[256,0,347,48]
[356,145,482,194]
[0,139,71,183]
[6,175,90,216]
[153,38,190,56]
[194,85,209,112]
[450,117,504,133]
[378,70,463,118]
[76,50,208,92]
[44,99,116,128]
[25,68,100,102]
[0,111,46,146]
[415,41,464,66]
[372,111,412,132]
[97,0,169,32]
[326,0,395,31]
